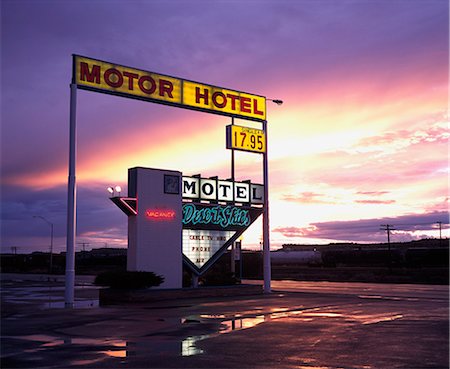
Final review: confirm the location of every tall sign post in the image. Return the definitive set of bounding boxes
[262,120,271,293]
[226,120,271,293]
[65,83,77,308]
[66,55,276,307]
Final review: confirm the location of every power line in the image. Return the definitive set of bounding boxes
[77,242,89,252]
[393,222,449,227]
[380,224,396,243]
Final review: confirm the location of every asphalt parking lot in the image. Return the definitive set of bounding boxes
[1,274,448,368]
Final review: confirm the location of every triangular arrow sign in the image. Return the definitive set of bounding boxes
[181,202,263,275]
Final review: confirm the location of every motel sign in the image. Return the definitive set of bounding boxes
[65,55,274,306]
[75,55,266,121]
[111,170,264,281]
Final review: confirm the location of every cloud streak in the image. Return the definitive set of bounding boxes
[273,211,450,244]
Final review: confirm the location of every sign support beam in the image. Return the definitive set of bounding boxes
[231,117,235,182]
[65,83,77,308]
[262,120,271,293]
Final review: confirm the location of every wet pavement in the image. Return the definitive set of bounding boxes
[1,273,448,368]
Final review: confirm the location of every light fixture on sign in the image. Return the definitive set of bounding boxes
[107,187,114,197]
[115,186,122,196]
[267,98,283,105]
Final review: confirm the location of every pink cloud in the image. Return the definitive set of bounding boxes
[357,130,411,147]
[424,196,450,213]
[305,140,448,190]
[355,199,396,204]
[272,226,317,238]
[282,192,326,204]
[356,191,390,196]
[354,118,449,150]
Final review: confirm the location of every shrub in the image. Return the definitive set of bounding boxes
[94,270,164,289]
[201,272,239,286]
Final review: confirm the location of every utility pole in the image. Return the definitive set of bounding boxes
[77,242,89,258]
[380,224,395,271]
[77,242,89,252]
[34,215,54,274]
[436,221,442,247]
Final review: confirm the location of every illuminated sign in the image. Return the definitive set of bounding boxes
[73,55,266,122]
[110,197,137,216]
[183,203,250,229]
[183,81,266,121]
[183,229,235,268]
[182,203,263,274]
[182,176,264,205]
[182,202,263,231]
[109,167,265,277]
[146,209,176,220]
[226,125,266,153]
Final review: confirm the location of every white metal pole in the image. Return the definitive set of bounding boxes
[262,120,271,293]
[230,117,236,278]
[231,117,235,182]
[65,83,77,308]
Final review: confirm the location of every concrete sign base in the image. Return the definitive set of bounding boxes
[127,167,182,289]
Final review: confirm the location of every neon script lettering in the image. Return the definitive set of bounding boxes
[146,209,176,220]
[182,203,250,228]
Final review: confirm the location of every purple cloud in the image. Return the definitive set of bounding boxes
[1,183,128,253]
[273,211,449,243]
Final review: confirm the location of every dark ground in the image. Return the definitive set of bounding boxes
[1,274,448,369]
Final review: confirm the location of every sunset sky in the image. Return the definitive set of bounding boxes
[1,0,449,254]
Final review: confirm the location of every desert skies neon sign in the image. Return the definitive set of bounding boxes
[145,204,251,228]
[182,203,250,228]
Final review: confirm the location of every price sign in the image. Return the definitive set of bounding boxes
[226,125,266,153]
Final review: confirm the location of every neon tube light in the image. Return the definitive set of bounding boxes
[146,209,176,220]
